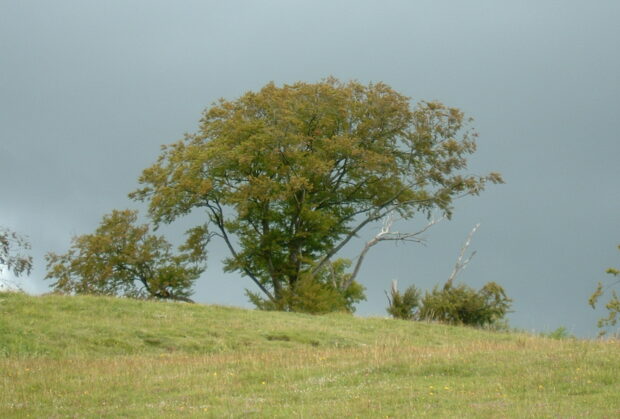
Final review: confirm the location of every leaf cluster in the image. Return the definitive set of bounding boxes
[0,227,33,279]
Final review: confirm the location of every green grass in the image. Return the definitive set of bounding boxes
[1,292,619,417]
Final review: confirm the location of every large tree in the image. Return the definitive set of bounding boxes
[131,78,502,309]
[45,209,207,302]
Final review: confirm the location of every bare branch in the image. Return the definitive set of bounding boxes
[444,223,480,289]
[311,179,480,276]
[385,279,398,306]
[342,213,443,290]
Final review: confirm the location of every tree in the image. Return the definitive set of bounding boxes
[45,209,207,302]
[589,244,620,336]
[131,78,503,310]
[0,227,33,289]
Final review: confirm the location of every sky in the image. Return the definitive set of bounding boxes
[1,0,619,337]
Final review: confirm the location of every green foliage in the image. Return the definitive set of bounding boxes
[386,283,421,320]
[387,281,512,328]
[418,282,512,327]
[589,244,620,336]
[131,78,502,310]
[0,227,32,282]
[247,259,366,314]
[45,209,207,302]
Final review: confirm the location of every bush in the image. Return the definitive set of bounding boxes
[419,282,511,327]
[387,281,512,328]
[386,282,420,320]
[247,259,366,314]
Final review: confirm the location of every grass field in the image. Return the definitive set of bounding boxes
[1,292,619,418]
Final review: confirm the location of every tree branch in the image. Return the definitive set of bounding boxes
[444,223,480,290]
[311,209,385,275]
[343,213,443,290]
[311,187,444,276]
[206,200,276,303]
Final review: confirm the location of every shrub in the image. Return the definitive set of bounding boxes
[386,280,512,328]
[418,282,511,327]
[386,282,421,320]
[247,259,366,314]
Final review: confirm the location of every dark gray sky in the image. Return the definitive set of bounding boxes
[2,1,619,337]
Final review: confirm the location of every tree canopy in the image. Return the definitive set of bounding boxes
[45,209,207,302]
[131,78,502,310]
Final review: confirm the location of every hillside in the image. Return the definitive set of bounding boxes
[1,292,619,417]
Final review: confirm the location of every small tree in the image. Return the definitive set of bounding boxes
[589,244,620,336]
[45,209,207,302]
[0,227,33,290]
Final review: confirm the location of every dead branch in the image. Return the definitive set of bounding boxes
[342,213,443,290]
[444,223,480,290]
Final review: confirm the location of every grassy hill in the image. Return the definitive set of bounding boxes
[1,292,619,418]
